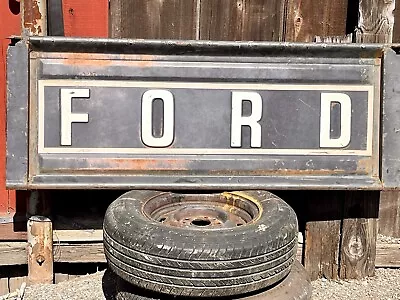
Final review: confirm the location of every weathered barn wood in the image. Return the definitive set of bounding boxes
[393,1,400,42]
[339,192,379,279]
[2,240,399,268]
[54,243,105,263]
[0,277,8,296]
[8,276,26,293]
[379,192,400,238]
[303,192,343,280]
[0,242,26,265]
[356,0,395,42]
[110,0,198,39]
[284,0,348,42]
[199,0,286,41]
[375,244,400,268]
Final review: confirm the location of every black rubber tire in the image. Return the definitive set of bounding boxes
[103,190,298,298]
[113,261,311,300]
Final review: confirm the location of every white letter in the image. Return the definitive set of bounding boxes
[60,88,89,146]
[320,93,352,148]
[141,90,174,147]
[231,92,262,148]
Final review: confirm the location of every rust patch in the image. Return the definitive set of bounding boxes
[209,168,351,176]
[23,0,45,35]
[356,158,373,174]
[84,158,189,171]
[63,58,112,66]
[60,53,155,67]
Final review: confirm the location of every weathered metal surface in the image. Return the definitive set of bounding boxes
[47,0,64,36]
[28,36,385,56]
[7,37,384,190]
[6,41,29,188]
[27,216,53,285]
[22,0,47,36]
[382,48,400,189]
[143,192,259,228]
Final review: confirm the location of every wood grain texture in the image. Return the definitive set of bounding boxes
[379,191,400,238]
[200,0,286,41]
[393,1,400,42]
[303,191,343,280]
[2,241,400,268]
[356,0,395,42]
[339,191,379,279]
[53,243,106,263]
[8,276,25,292]
[0,242,26,265]
[53,229,103,242]
[375,244,400,268]
[110,0,198,39]
[0,277,8,295]
[284,0,347,42]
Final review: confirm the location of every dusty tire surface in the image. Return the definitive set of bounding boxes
[113,261,311,300]
[104,190,298,297]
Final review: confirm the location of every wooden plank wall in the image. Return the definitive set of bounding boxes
[110,0,350,41]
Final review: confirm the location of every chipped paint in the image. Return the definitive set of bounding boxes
[23,0,47,36]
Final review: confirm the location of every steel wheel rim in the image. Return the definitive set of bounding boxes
[142,192,261,229]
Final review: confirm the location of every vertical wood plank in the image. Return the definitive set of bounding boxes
[62,0,108,38]
[379,191,400,238]
[0,277,9,295]
[303,191,343,280]
[339,191,379,279]
[199,0,286,41]
[393,1,400,42]
[9,276,26,292]
[284,0,348,42]
[356,0,395,42]
[110,0,198,39]
[199,0,243,40]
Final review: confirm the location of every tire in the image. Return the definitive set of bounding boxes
[104,190,298,298]
[113,261,311,300]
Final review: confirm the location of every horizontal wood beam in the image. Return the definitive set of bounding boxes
[1,241,397,269]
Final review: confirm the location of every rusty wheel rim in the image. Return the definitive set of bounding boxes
[142,193,261,229]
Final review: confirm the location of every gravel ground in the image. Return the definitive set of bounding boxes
[19,267,400,300]
[17,235,400,300]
